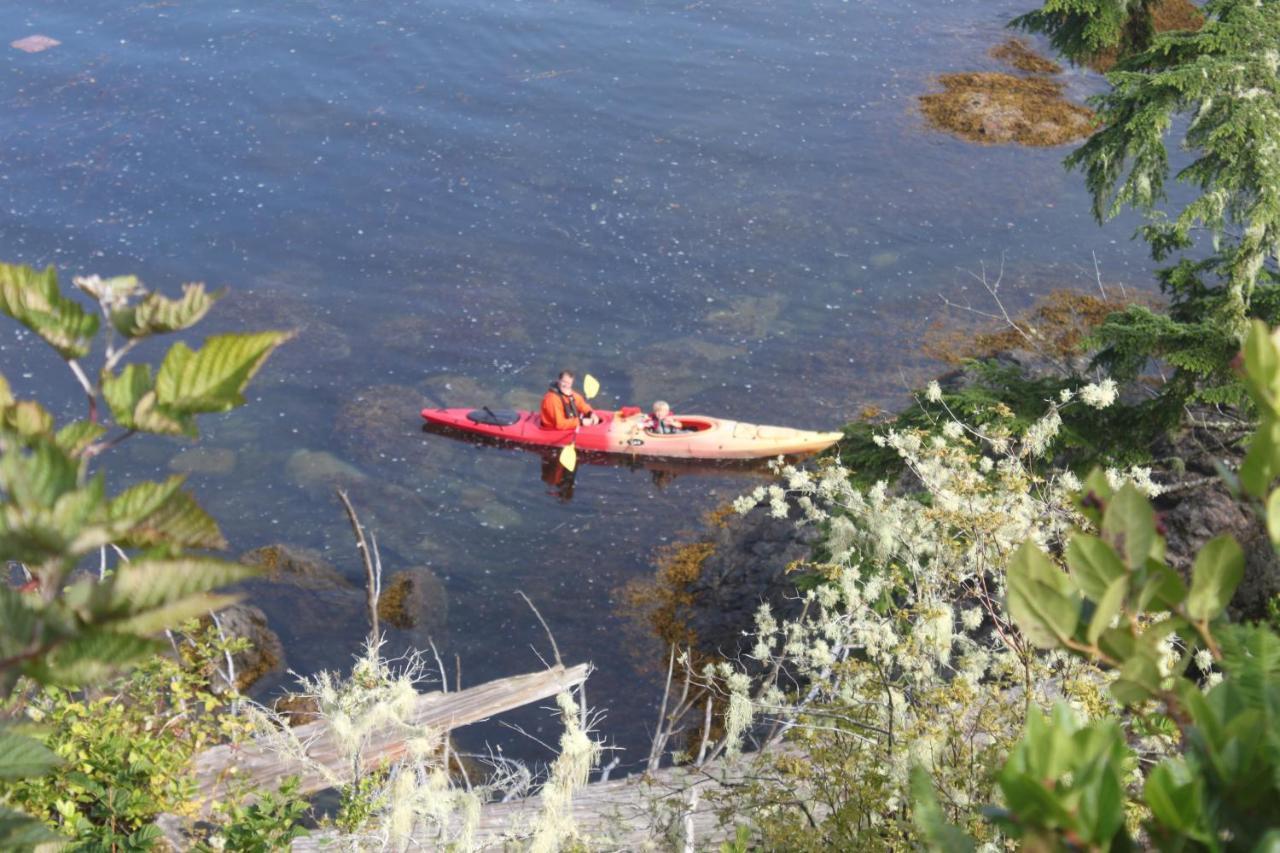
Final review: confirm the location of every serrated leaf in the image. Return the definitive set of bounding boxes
[111,282,223,338]
[1102,485,1159,570]
[1187,534,1244,622]
[0,262,99,359]
[0,728,61,780]
[27,631,162,686]
[98,558,256,617]
[1066,534,1127,602]
[53,420,106,456]
[102,365,194,436]
[0,439,79,509]
[1,401,53,440]
[0,804,62,850]
[1088,576,1128,645]
[118,490,226,550]
[1007,541,1080,649]
[108,475,185,525]
[113,592,241,635]
[155,331,290,414]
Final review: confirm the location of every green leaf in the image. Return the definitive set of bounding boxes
[1267,489,1280,548]
[1088,576,1128,645]
[1007,541,1080,649]
[0,804,62,851]
[0,262,99,359]
[1112,647,1162,705]
[155,331,290,414]
[110,282,223,338]
[97,558,256,617]
[1244,320,1280,408]
[1187,534,1244,622]
[0,371,11,407]
[107,475,185,525]
[909,765,976,853]
[1241,417,1280,498]
[0,728,61,780]
[102,364,194,436]
[0,439,80,509]
[27,630,162,686]
[112,592,241,636]
[1,401,54,440]
[120,490,226,550]
[1101,484,1157,570]
[1136,560,1188,613]
[53,420,106,456]
[1067,534,1128,602]
[1144,759,1210,841]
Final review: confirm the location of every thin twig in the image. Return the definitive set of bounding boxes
[516,590,562,668]
[66,359,97,423]
[336,488,380,644]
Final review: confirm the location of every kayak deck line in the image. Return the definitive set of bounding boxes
[420,407,842,461]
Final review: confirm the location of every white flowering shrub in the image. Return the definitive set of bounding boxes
[706,385,1172,846]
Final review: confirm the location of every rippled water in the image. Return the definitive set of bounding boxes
[4,0,1156,768]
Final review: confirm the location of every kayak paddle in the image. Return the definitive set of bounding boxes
[558,372,599,472]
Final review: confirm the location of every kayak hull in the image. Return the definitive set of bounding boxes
[419,408,842,460]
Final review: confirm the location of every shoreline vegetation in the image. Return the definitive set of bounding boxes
[3,0,1280,849]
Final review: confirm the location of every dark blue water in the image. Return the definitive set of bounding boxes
[3,0,1156,768]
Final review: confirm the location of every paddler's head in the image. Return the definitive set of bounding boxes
[556,370,575,395]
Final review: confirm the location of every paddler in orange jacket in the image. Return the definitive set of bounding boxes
[540,370,600,429]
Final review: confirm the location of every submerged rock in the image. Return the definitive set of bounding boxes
[168,445,238,476]
[285,448,367,491]
[239,543,354,591]
[989,37,1061,75]
[334,384,440,475]
[919,73,1095,147]
[702,294,786,340]
[377,567,448,635]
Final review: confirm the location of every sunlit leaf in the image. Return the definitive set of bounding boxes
[102,364,194,436]
[0,804,62,849]
[1007,541,1080,649]
[117,490,227,551]
[1187,534,1244,622]
[155,331,290,414]
[0,438,79,509]
[97,558,256,617]
[0,262,99,359]
[54,420,106,456]
[110,282,223,338]
[26,631,162,686]
[0,728,61,780]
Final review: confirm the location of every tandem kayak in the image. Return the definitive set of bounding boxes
[419,407,843,460]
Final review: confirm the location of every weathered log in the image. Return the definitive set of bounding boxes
[190,663,590,809]
[292,758,750,850]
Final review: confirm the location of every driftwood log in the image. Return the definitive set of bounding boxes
[292,758,748,850]
[189,663,590,811]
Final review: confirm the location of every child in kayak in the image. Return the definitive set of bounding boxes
[644,400,684,434]
[540,370,600,429]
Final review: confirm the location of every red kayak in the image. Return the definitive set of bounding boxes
[419,407,842,460]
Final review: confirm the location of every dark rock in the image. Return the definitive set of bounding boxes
[378,567,448,635]
[1152,412,1279,623]
[272,693,322,727]
[239,543,354,591]
[206,603,285,692]
[677,498,821,658]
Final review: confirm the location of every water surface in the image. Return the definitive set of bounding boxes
[3,0,1157,770]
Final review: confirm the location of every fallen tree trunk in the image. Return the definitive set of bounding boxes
[292,757,751,850]
[190,663,590,810]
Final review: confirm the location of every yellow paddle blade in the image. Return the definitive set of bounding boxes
[559,442,577,472]
[583,373,600,399]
